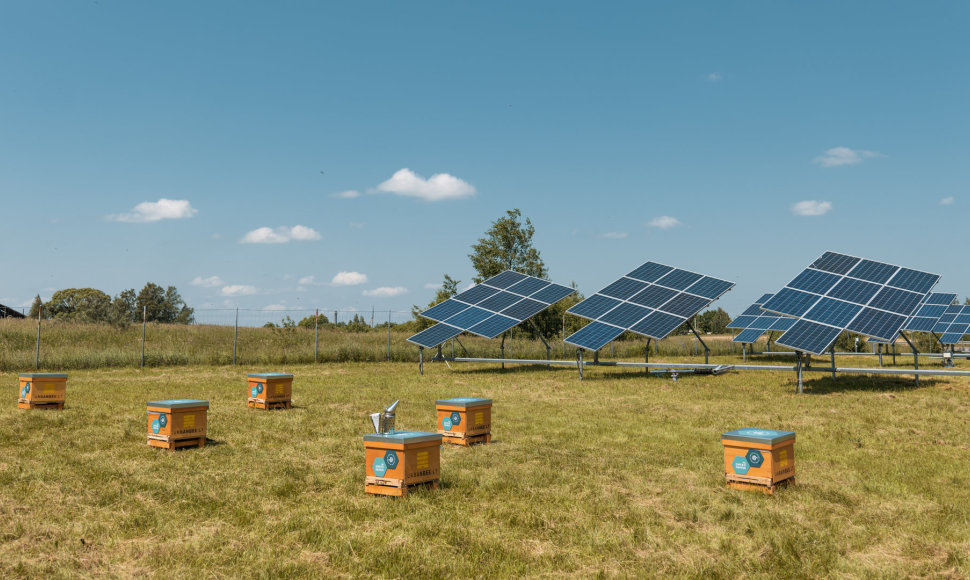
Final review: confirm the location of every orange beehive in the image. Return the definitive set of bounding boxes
[363,431,442,497]
[18,373,67,410]
[247,373,293,410]
[721,428,796,494]
[435,397,492,445]
[146,399,209,450]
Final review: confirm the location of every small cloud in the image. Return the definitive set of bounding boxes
[647,216,681,230]
[814,146,884,168]
[940,196,955,206]
[331,271,368,286]
[424,283,443,290]
[792,200,833,216]
[241,225,322,244]
[191,275,223,288]
[108,198,198,223]
[375,168,476,201]
[298,275,317,285]
[363,286,408,298]
[221,285,259,296]
[707,72,723,82]
[264,304,287,311]
[600,232,628,239]
[333,190,360,199]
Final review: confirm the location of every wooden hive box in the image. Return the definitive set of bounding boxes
[721,428,796,494]
[18,373,68,410]
[436,397,492,445]
[247,373,293,410]
[363,431,442,497]
[147,399,209,450]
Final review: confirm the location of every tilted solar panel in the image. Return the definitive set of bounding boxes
[727,294,797,344]
[936,304,970,344]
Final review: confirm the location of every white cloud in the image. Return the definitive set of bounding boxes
[264,304,287,311]
[814,146,884,167]
[109,198,197,223]
[647,216,681,230]
[331,271,368,286]
[791,200,833,216]
[424,283,443,290]
[375,168,476,201]
[298,275,317,285]
[220,285,259,296]
[707,72,723,82]
[333,190,360,199]
[600,232,628,239]
[940,196,955,206]
[241,225,322,244]
[191,276,223,288]
[363,286,408,297]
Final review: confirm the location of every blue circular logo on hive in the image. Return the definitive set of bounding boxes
[251,386,258,397]
[732,456,750,475]
[442,416,452,430]
[159,413,167,427]
[24,383,31,395]
[745,449,764,468]
[450,412,461,426]
[372,457,387,477]
[257,384,264,394]
[384,450,399,470]
[152,418,161,434]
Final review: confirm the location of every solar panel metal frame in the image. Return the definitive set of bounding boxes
[564,261,734,351]
[762,251,941,354]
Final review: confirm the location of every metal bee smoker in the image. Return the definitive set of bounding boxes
[369,400,399,434]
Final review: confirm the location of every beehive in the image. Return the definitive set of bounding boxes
[363,431,442,497]
[435,397,492,445]
[147,399,209,450]
[247,373,293,410]
[18,373,68,410]
[721,428,795,494]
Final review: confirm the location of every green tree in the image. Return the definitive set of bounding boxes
[410,274,460,331]
[696,308,732,335]
[109,288,137,326]
[28,295,47,319]
[46,288,112,323]
[136,283,194,324]
[345,313,370,332]
[298,313,330,329]
[468,209,546,283]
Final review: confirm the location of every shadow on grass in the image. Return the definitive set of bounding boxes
[438,363,577,376]
[801,374,939,394]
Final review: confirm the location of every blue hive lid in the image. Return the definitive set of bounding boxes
[363,430,442,444]
[147,399,210,410]
[248,373,294,379]
[20,373,68,379]
[722,428,795,445]
[435,397,492,408]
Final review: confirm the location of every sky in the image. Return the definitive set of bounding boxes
[2,1,968,325]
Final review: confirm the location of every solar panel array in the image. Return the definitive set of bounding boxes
[406,271,575,348]
[762,251,941,355]
[902,292,958,332]
[564,262,734,351]
[726,293,797,343]
[934,304,970,344]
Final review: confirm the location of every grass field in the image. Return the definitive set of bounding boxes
[2,355,969,578]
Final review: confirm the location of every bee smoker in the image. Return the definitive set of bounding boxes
[369,400,399,434]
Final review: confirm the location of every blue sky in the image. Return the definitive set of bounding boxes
[2,1,968,323]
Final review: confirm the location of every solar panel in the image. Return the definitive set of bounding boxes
[564,261,734,351]
[902,292,957,333]
[936,304,970,344]
[407,271,576,347]
[762,251,941,354]
[727,294,797,343]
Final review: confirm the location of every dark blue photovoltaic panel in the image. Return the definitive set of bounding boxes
[531,284,576,304]
[478,291,523,313]
[565,322,626,351]
[661,294,710,318]
[486,271,528,289]
[506,277,550,297]
[934,322,951,333]
[940,332,967,344]
[869,287,923,316]
[846,308,907,341]
[421,299,470,322]
[733,328,767,343]
[761,288,821,318]
[599,302,652,327]
[804,298,862,328]
[742,303,766,316]
[629,285,678,309]
[789,269,842,295]
[770,317,796,331]
[848,259,899,285]
[757,293,774,303]
[568,294,622,319]
[904,317,937,332]
[599,277,649,301]
[775,320,843,355]
[454,284,500,305]
[443,306,493,329]
[502,298,547,321]
[726,315,759,329]
[468,314,519,339]
[655,269,703,291]
[811,252,860,275]
[916,304,947,318]
[956,314,970,325]
[924,292,957,306]
[685,277,734,300]
[888,268,940,294]
[630,311,685,340]
[748,317,775,330]
[407,323,464,348]
[937,313,957,325]
[827,277,881,305]
[626,262,673,283]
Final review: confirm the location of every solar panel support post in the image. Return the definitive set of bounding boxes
[899,331,919,386]
[688,323,710,365]
[436,344,444,361]
[645,339,651,374]
[877,343,883,367]
[830,346,837,381]
[795,351,804,394]
[453,337,469,357]
[766,332,773,353]
[500,334,506,370]
[577,349,584,380]
[892,344,897,366]
[594,349,599,364]
[419,347,424,375]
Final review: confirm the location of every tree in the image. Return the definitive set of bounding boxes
[136,283,194,324]
[696,308,731,335]
[109,289,137,326]
[410,274,460,331]
[298,313,330,329]
[28,295,47,319]
[468,209,546,283]
[45,288,112,323]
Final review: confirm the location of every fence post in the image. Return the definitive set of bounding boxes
[233,308,238,365]
[387,310,391,361]
[314,308,319,363]
[334,310,337,326]
[141,305,147,368]
[34,305,42,370]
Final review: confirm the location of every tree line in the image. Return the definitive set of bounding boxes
[28,283,194,326]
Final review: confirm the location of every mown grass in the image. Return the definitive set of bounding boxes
[1,355,969,578]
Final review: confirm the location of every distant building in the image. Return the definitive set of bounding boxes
[0,304,26,319]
